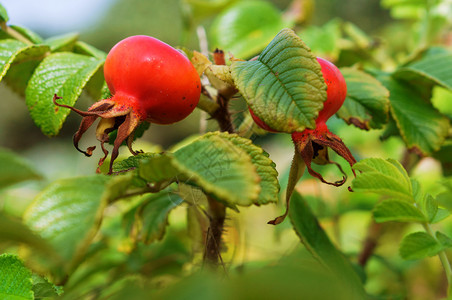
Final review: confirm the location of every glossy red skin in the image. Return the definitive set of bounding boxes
[315,57,347,125]
[249,57,346,132]
[104,35,201,124]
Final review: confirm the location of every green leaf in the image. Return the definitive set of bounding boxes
[3,60,41,96]
[231,28,327,133]
[395,50,452,91]
[23,175,127,279]
[399,231,443,260]
[377,73,450,155]
[422,194,438,223]
[436,231,452,248]
[209,0,293,59]
[137,153,180,183]
[31,274,63,299]
[0,3,9,22]
[0,254,33,300]
[25,52,104,136]
[129,191,183,244]
[373,199,426,223]
[431,208,450,224]
[9,25,43,44]
[74,41,107,59]
[337,68,390,130]
[0,148,42,189]
[352,158,413,202]
[173,133,260,207]
[44,32,79,52]
[289,191,366,297]
[205,132,279,205]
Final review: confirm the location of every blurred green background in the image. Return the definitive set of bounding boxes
[1,0,452,299]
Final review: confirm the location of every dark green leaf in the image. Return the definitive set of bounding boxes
[25,52,104,136]
[0,3,9,22]
[337,68,390,130]
[0,148,42,189]
[209,0,293,59]
[0,254,33,300]
[130,191,183,244]
[3,60,41,96]
[377,73,450,155]
[399,231,443,260]
[231,28,327,133]
[44,32,79,52]
[373,199,427,223]
[352,158,413,202]
[31,274,63,299]
[289,192,366,297]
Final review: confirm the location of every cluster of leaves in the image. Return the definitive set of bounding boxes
[1,0,452,299]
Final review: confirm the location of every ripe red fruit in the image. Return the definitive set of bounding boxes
[315,57,347,125]
[54,35,201,173]
[250,57,346,132]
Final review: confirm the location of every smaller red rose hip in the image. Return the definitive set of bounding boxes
[54,35,201,174]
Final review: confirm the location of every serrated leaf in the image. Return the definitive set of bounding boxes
[0,254,33,300]
[23,175,127,279]
[399,231,442,260]
[4,60,41,96]
[337,68,390,130]
[25,52,104,136]
[0,39,26,80]
[0,3,9,22]
[209,0,292,59]
[31,274,63,299]
[395,51,452,91]
[0,148,42,189]
[44,32,79,52]
[289,191,367,297]
[373,199,426,223]
[352,158,413,202]
[422,194,438,223]
[377,73,450,155]
[130,191,183,244]
[173,133,260,207]
[231,28,327,133]
[205,132,279,205]
[74,41,107,59]
[9,25,43,44]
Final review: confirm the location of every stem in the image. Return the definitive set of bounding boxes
[0,22,34,45]
[423,223,452,291]
[204,196,226,267]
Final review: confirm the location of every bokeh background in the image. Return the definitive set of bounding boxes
[1,0,452,299]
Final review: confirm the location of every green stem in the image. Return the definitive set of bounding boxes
[423,223,452,293]
[0,22,34,45]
